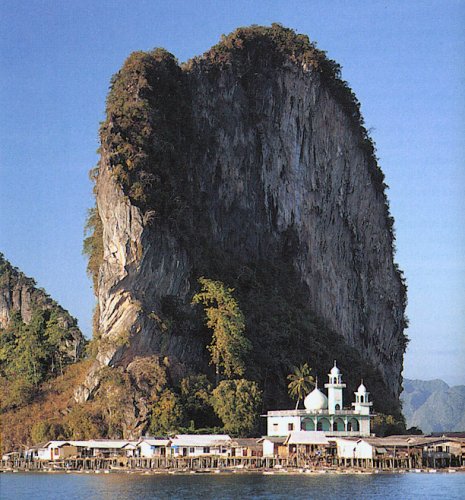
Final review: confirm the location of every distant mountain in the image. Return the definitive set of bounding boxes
[401,379,465,433]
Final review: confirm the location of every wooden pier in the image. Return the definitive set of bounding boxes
[1,454,426,472]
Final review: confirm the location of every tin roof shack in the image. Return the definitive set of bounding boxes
[284,431,335,466]
[25,444,46,461]
[421,437,465,468]
[169,435,231,458]
[138,439,171,458]
[334,436,429,468]
[230,438,262,457]
[86,440,136,458]
[121,442,139,457]
[38,441,79,461]
[335,437,366,460]
[259,437,286,458]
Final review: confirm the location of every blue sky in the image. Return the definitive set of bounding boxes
[1,1,463,385]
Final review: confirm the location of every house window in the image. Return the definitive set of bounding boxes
[203,447,210,454]
[54,448,59,456]
[288,423,294,431]
[273,423,278,431]
[189,448,195,453]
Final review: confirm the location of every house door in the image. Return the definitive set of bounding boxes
[183,448,187,457]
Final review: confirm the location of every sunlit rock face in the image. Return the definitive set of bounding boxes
[87,26,407,414]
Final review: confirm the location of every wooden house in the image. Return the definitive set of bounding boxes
[169,435,231,457]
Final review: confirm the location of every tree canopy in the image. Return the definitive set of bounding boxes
[287,363,314,409]
[211,379,262,436]
[192,277,251,380]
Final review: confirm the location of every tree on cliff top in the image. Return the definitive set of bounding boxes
[192,277,250,382]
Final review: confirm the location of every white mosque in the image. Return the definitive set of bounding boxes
[265,361,373,437]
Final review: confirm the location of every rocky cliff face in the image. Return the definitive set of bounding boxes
[0,253,85,359]
[84,26,407,415]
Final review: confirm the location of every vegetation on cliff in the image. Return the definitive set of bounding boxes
[192,278,251,380]
[0,254,86,411]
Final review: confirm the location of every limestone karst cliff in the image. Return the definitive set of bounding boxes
[83,25,407,419]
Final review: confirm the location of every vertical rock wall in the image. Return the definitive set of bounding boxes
[89,26,407,410]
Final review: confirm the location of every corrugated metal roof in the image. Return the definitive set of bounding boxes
[258,436,286,444]
[138,439,170,447]
[231,438,261,447]
[171,434,231,447]
[285,431,330,445]
[86,440,132,449]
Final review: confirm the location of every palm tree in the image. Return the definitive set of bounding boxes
[287,363,315,409]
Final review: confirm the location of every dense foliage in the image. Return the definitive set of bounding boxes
[0,254,85,413]
[211,379,262,436]
[0,309,82,409]
[192,277,250,380]
[99,48,190,213]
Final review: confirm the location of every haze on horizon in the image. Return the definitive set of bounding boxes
[0,1,463,386]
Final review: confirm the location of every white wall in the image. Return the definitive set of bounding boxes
[262,440,277,458]
[171,446,229,457]
[336,439,374,459]
[37,448,51,461]
[267,415,301,436]
[139,442,158,458]
[356,441,374,459]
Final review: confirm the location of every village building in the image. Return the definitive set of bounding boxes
[230,438,263,457]
[264,362,373,437]
[137,438,170,458]
[37,441,80,461]
[169,435,232,458]
[260,436,287,458]
[284,431,336,464]
[87,440,137,458]
[34,440,139,461]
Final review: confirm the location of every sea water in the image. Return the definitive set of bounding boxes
[1,471,464,499]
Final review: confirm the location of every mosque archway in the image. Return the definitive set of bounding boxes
[347,418,359,432]
[333,418,345,431]
[317,418,330,431]
[301,418,315,431]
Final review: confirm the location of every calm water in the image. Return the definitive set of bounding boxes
[1,472,464,500]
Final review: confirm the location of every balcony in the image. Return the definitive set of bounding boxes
[264,409,363,417]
